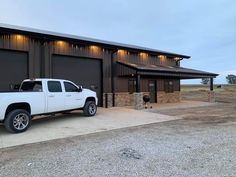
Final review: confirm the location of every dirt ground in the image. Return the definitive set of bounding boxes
[181,84,236,103]
[158,85,236,124]
[1,86,236,177]
[156,103,236,124]
[1,103,236,177]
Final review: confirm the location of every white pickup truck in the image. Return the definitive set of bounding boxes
[0,78,98,133]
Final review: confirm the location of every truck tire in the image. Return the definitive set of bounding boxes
[83,101,97,116]
[4,109,31,133]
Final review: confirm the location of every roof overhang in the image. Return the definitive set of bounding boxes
[0,23,190,59]
[117,61,218,79]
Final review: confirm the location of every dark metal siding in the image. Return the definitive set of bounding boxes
[0,32,181,100]
[0,49,28,91]
[115,51,177,67]
[52,55,102,106]
[50,41,112,93]
[0,34,41,78]
[115,76,180,93]
[0,34,113,94]
[115,77,129,92]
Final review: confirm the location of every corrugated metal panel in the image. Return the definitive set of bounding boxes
[116,53,177,67]
[0,23,190,59]
[52,55,102,106]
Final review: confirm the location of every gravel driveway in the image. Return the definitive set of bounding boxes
[1,110,235,177]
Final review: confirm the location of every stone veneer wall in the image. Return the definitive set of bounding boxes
[157,91,181,103]
[133,92,144,110]
[103,93,113,108]
[114,92,134,107]
[103,91,181,108]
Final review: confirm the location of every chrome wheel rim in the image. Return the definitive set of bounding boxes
[13,113,29,130]
[88,103,96,115]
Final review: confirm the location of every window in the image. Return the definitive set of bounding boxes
[128,79,136,94]
[48,81,62,92]
[164,80,174,93]
[20,81,42,92]
[64,82,78,92]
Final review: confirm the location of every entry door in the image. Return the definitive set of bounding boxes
[148,80,157,103]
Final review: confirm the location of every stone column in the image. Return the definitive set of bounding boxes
[134,92,143,110]
[208,91,215,103]
[103,93,113,108]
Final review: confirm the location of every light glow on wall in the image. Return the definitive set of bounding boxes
[158,55,166,61]
[16,34,24,41]
[139,52,148,59]
[117,49,127,55]
[174,57,181,61]
[89,45,100,51]
[56,40,67,46]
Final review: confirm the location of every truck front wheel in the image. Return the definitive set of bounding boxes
[4,109,31,133]
[83,101,97,116]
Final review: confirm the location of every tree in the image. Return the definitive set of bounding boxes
[201,78,210,85]
[226,74,236,84]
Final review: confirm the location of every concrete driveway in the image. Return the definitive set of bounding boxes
[0,107,180,149]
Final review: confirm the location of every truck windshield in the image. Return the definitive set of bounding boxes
[20,81,43,92]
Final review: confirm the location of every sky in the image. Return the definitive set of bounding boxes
[0,0,235,84]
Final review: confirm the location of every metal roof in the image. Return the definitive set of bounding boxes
[0,23,190,58]
[117,61,218,78]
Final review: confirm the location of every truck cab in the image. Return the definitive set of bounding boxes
[0,78,98,133]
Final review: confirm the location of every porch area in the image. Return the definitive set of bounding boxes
[103,61,218,109]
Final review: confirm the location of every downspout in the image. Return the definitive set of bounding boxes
[136,71,141,92]
[111,49,118,107]
[176,58,183,67]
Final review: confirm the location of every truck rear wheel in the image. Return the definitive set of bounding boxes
[83,101,97,116]
[4,109,31,133]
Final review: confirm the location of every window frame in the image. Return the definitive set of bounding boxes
[47,81,62,93]
[164,80,174,93]
[64,81,79,92]
[20,81,43,92]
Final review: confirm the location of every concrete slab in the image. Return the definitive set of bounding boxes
[0,107,180,149]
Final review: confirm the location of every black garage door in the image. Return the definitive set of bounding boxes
[52,55,102,106]
[0,50,28,91]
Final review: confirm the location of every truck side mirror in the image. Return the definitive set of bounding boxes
[78,86,83,92]
[13,84,20,90]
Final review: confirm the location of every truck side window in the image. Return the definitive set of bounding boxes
[64,82,78,92]
[20,81,42,92]
[48,81,62,92]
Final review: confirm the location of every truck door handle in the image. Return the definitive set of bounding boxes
[66,94,71,97]
[48,95,55,98]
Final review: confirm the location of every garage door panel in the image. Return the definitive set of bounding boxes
[52,55,102,106]
[0,50,28,91]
